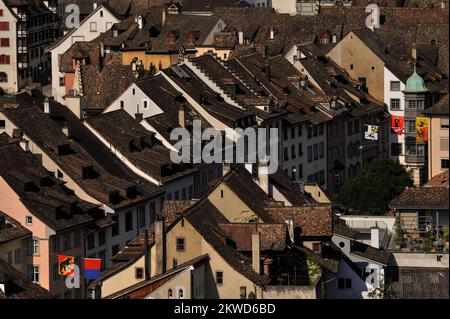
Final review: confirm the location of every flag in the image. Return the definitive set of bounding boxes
[58,255,75,276]
[365,125,379,141]
[84,258,102,280]
[391,115,404,135]
[416,117,429,142]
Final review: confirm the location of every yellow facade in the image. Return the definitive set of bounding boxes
[327,32,385,102]
[121,51,172,71]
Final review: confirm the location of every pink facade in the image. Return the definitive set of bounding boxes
[0,176,87,298]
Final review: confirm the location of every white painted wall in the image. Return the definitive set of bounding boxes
[103,83,165,119]
[384,66,406,164]
[49,5,119,102]
[271,0,297,14]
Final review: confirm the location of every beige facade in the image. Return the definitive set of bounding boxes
[0,235,29,274]
[327,31,385,102]
[428,116,449,178]
[208,183,261,223]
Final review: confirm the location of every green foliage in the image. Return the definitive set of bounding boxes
[336,159,413,214]
[394,215,406,247]
[444,226,449,242]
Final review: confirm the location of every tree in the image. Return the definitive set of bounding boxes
[393,215,407,248]
[336,159,413,214]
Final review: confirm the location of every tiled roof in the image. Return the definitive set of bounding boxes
[219,223,286,251]
[0,211,31,245]
[183,199,269,286]
[85,109,198,183]
[221,165,277,222]
[0,94,159,210]
[0,259,50,299]
[389,186,449,210]
[0,144,97,232]
[81,54,136,113]
[350,241,392,265]
[385,267,449,299]
[265,205,333,238]
[425,170,449,188]
[333,217,359,239]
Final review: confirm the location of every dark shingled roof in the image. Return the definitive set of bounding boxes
[0,93,159,210]
[350,241,392,265]
[0,259,50,299]
[389,187,449,210]
[85,109,197,183]
[0,144,97,232]
[333,217,359,240]
[0,211,31,245]
[423,93,449,116]
[385,267,449,299]
[221,165,277,223]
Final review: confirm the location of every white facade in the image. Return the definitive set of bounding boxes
[384,66,406,164]
[271,0,297,14]
[0,1,18,93]
[103,83,165,120]
[48,5,119,102]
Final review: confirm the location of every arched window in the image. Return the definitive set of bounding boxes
[0,72,7,83]
[178,288,184,299]
[168,288,173,298]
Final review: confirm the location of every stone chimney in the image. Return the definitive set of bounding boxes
[178,103,185,128]
[154,215,165,276]
[44,96,51,114]
[411,45,417,62]
[371,224,380,249]
[93,2,97,10]
[257,161,270,196]
[285,218,294,244]
[136,15,143,30]
[269,27,274,40]
[252,232,261,274]
[238,31,244,45]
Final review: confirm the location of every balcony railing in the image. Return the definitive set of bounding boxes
[405,155,426,164]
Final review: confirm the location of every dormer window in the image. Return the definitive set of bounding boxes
[112,29,118,38]
[167,31,176,43]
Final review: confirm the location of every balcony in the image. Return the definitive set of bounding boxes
[405,155,425,164]
[17,30,28,38]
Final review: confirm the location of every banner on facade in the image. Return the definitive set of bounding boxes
[416,117,429,142]
[84,258,102,280]
[364,125,379,141]
[391,115,404,135]
[58,255,75,276]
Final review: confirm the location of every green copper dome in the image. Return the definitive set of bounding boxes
[404,67,428,93]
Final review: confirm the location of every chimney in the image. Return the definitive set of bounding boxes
[135,113,143,122]
[222,163,231,175]
[136,15,143,30]
[269,27,274,40]
[20,139,30,152]
[252,232,261,274]
[178,103,185,128]
[285,218,294,244]
[162,8,166,27]
[93,2,97,10]
[411,45,417,62]
[144,228,150,280]
[44,96,51,114]
[258,161,270,196]
[238,31,244,45]
[62,122,71,138]
[154,215,165,276]
[100,41,105,58]
[263,258,272,276]
[371,225,380,249]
